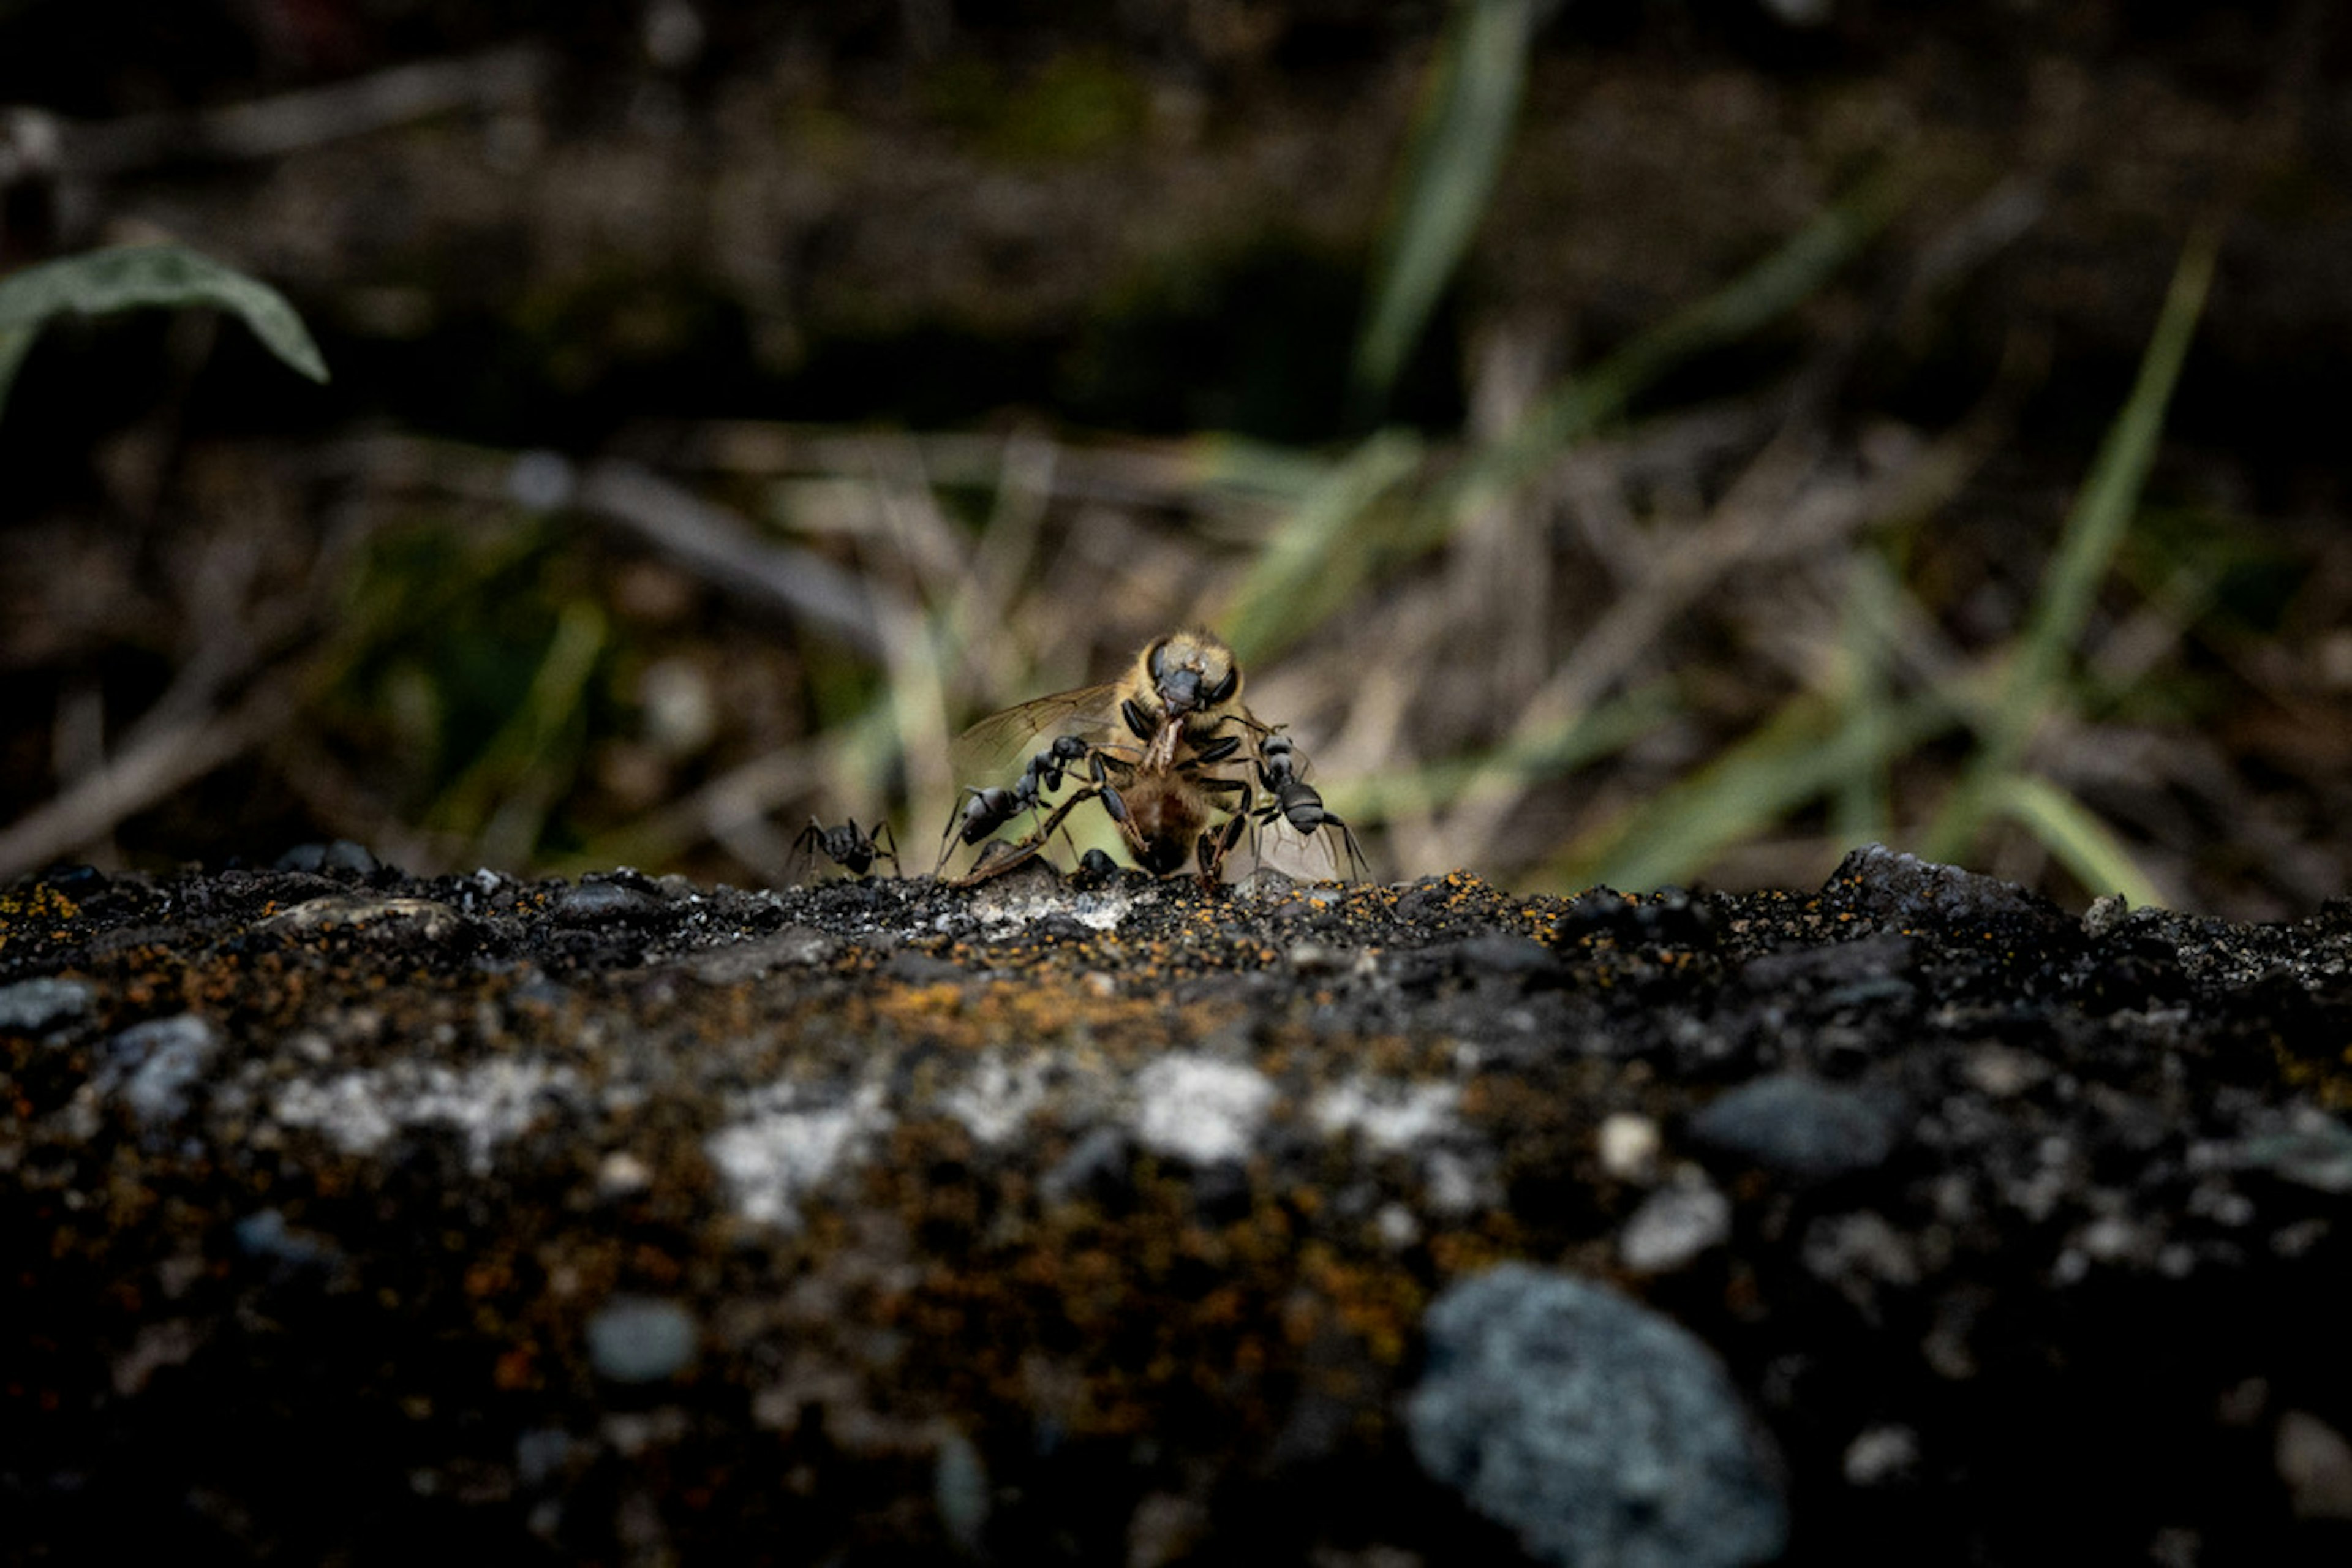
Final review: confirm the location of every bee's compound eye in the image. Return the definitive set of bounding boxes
[1203,664,1239,704]
[1144,639,1170,683]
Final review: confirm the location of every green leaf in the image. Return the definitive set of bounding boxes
[1352,0,1536,409]
[0,243,330,419]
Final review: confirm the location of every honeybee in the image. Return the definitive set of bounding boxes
[942,629,1267,886]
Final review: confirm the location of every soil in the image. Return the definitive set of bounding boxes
[4,844,2350,1564]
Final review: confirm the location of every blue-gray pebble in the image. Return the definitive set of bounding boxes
[1688,1072,1898,1182]
[586,1297,699,1384]
[1407,1262,1786,1568]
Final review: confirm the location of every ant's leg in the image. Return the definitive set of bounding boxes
[1321,812,1373,883]
[933,793,976,876]
[948,786,1109,888]
[873,821,902,877]
[789,818,826,883]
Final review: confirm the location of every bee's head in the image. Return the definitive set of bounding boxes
[1144,630,1241,718]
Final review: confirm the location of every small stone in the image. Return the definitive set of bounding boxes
[1597,1112,1662,1182]
[1689,1074,1899,1183]
[549,879,665,926]
[0,975,95,1033]
[1287,940,1346,974]
[2277,1410,2352,1521]
[1825,844,2063,934]
[933,1429,989,1555]
[1620,1179,1732,1273]
[2081,892,2130,937]
[597,1152,654,1197]
[586,1297,698,1384]
[259,895,469,945]
[1407,1262,1787,1568]
[1842,1424,1920,1485]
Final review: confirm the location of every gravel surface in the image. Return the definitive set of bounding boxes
[3,845,2350,1564]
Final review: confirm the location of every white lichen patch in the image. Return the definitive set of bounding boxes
[1309,1075,1494,1215]
[1130,1054,1275,1166]
[271,1058,581,1173]
[1310,1078,1461,1153]
[706,1082,891,1229]
[941,1054,1055,1147]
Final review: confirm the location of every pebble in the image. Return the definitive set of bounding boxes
[1406,1262,1787,1568]
[1688,1073,1899,1182]
[586,1297,699,1384]
[258,895,469,945]
[1842,1423,1920,1486]
[1619,1179,1732,1273]
[549,879,665,926]
[1828,843,2061,932]
[2277,1410,2352,1521]
[932,1430,990,1554]
[1597,1112,1662,1181]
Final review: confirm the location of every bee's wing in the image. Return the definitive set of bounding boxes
[948,684,1128,782]
[1246,818,1348,883]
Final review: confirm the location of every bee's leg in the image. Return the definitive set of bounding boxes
[1196,810,1250,891]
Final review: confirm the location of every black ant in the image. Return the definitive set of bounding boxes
[791,816,900,880]
[1251,734,1371,881]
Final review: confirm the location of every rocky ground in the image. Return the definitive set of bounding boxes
[3,844,2350,1565]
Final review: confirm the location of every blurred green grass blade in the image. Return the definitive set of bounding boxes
[0,326,31,411]
[431,598,608,843]
[1434,174,1907,537]
[1992,773,2167,910]
[1352,0,1536,407]
[1186,434,1341,505]
[1923,225,2218,861]
[0,243,330,420]
[1222,429,1422,665]
[1232,177,1902,675]
[1559,689,1956,894]
[1325,680,1676,824]
[1830,552,1905,841]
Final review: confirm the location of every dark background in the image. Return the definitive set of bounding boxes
[3,0,2349,916]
